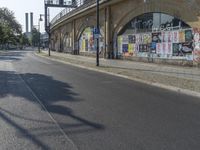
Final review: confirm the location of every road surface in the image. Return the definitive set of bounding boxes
[0,49,200,150]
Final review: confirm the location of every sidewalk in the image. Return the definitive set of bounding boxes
[37,50,200,96]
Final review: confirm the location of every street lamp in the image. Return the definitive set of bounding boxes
[38,14,44,53]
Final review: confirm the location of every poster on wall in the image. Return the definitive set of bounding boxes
[156,43,162,54]
[143,34,151,44]
[135,44,139,53]
[193,28,200,62]
[172,31,179,43]
[85,39,88,51]
[172,43,180,56]
[151,42,157,53]
[173,42,193,56]
[82,39,86,51]
[139,44,148,52]
[162,43,167,55]
[167,43,173,55]
[167,32,172,43]
[193,50,200,62]
[122,44,128,53]
[181,42,193,53]
[122,35,129,43]
[128,44,134,53]
[162,32,168,43]
[185,29,193,42]
[179,30,185,43]
[152,32,161,43]
[128,35,136,43]
[194,28,200,43]
[136,34,143,44]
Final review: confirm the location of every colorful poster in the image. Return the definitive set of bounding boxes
[173,43,180,56]
[162,32,168,43]
[162,43,167,55]
[136,34,143,44]
[167,43,173,55]
[194,42,200,51]
[122,44,128,53]
[128,35,136,43]
[194,32,200,43]
[173,42,193,56]
[143,34,151,44]
[179,30,185,43]
[193,29,200,51]
[167,32,172,43]
[122,35,129,43]
[128,44,134,53]
[82,39,86,51]
[181,42,193,53]
[139,44,148,52]
[172,31,179,43]
[151,42,156,53]
[193,50,200,62]
[135,44,139,53]
[185,30,193,42]
[156,43,162,54]
[152,32,161,43]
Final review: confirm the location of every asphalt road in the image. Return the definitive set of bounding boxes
[0,49,200,150]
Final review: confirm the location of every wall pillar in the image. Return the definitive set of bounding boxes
[72,20,77,54]
[105,6,112,59]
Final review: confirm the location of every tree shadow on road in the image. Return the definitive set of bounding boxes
[0,71,105,149]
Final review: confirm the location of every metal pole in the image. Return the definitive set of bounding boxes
[48,33,51,56]
[38,19,41,53]
[96,0,100,66]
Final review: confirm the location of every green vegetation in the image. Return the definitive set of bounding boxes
[31,27,40,47]
[0,7,29,50]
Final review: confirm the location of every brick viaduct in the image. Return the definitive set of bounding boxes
[49,0,200,61]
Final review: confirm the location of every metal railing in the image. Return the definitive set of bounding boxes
[50,0,97,26]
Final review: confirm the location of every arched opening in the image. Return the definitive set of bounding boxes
[63,32,72,53]
[117,12,193,60]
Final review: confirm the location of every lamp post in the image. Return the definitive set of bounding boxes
[38,14,44,53]
[96,0,100,66]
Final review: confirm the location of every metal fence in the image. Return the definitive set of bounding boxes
[50,0,96,26]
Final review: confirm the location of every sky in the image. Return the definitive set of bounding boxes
[0,0,63,32]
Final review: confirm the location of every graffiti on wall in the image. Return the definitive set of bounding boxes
[193,28,200,62]
[118,28,194,60]
[79,27,104,53]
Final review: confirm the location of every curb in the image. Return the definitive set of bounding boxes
[35,52,200,98]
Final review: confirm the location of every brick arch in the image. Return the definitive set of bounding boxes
[113,0,199,35]
[76,18,96,41]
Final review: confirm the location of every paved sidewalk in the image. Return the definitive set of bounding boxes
[38,50,200,95]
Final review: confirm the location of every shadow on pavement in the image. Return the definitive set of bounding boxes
[0,71,105,149]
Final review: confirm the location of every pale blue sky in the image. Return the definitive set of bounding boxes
[0,0,63,32]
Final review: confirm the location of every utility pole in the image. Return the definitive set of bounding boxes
[38,18,41,53]
[96,0,100,66]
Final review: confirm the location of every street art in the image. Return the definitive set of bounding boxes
[79,27,104,53]
[193,28,200,62]
[118,28,195,59]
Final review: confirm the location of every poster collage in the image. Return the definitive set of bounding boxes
[117,28,195,60]
[79,27,104,53]
[193,28,200,62]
